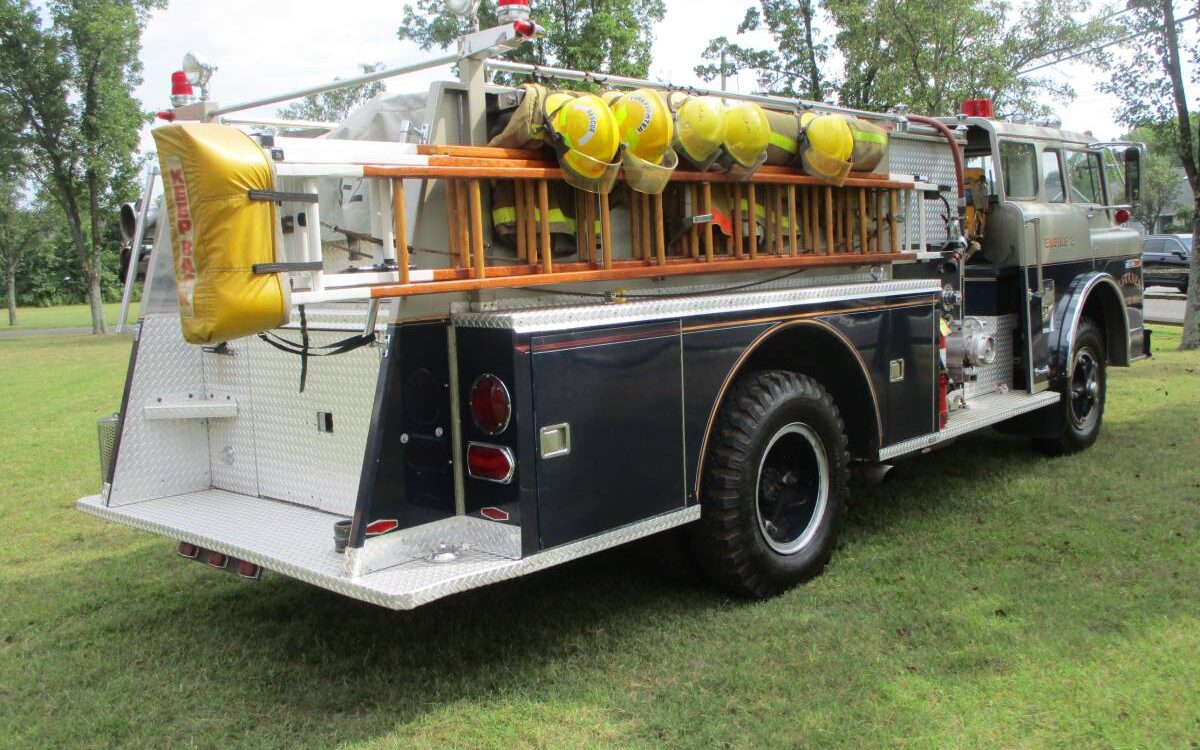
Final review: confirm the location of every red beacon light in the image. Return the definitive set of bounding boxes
[1114,208,1131,224]
[497,0,530,23]
[961,99,995,118]
[170,70,195,108]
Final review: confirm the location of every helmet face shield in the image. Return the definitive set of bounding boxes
[800,146,852,186]
[545,93,622,194]
[560,148,622,194]
[721,102,771,173]
[722,148,769,181]
[622,147,678,194]
[671,95,727,171]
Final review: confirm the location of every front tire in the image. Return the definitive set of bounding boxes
[1033,318,1107,456]
[692,371,849,599]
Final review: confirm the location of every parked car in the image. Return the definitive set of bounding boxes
[1142,234,1192,292]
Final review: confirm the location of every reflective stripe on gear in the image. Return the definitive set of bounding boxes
[769,131,798,154]
[738,199,792,229]
[492,206,577,233]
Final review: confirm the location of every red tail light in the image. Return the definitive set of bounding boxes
[469,374,512,435]
[467,443,515,483]
[235,560,261,579]
[513,19,537,37]
[204,550,228,569]
[1114,208,1131,224]
[178,541,199,559]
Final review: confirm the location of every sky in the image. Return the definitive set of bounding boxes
[134,0,1133,154]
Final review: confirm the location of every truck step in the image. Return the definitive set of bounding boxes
[878,389,1060,461]
[77,490,697,609]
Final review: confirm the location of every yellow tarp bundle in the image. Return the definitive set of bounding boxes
[153,123,288,345]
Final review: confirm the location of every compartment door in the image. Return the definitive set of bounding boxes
[530,322,685,549]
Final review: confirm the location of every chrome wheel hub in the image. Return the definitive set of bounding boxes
[1069,349,1101,429]
[755,423,829,555]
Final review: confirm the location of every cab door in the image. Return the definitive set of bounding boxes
[1063,148,1120,261]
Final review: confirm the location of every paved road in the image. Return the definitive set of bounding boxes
[1145,287,1186,325]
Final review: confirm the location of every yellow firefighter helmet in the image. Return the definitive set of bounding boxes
[718,101,771,177]
[798,112,854,185]
[670,94,727,170]
[609,88,678,194]
[545,93,622,194]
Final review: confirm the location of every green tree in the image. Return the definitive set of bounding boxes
[696,0,1116,116]
[278,63,388,124]
[1101,0,1200,349]
[0,185,55,325]
[1121,122,1191,233]
[397,0,667,78]
[696,1,827,98]
[0,0,162,334]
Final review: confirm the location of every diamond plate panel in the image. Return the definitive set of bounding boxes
[249,331,382,516]
[109,315,211,506]
[352,516,522,576]
[964,315,1016,400]
[77,491,700,610]
[878,389,1059,461]
[203,340,261,497]
[454,279,943,333]
[889,133,957,246]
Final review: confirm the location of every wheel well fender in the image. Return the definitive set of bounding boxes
[1052,273,1131,380]
[697,320,884,488]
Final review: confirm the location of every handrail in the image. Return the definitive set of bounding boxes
[209,53,459,117]
[219,117,341,131]
[486,60,906,123]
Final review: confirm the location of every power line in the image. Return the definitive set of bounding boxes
[1019,11,1198,75]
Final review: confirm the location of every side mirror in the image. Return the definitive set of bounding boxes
[1124,146,1141,204]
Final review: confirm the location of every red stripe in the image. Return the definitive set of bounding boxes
[531,325,678,353]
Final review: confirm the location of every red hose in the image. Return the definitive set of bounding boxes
[905,114,965,202]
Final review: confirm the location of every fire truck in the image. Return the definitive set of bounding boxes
[81,14,1148,608]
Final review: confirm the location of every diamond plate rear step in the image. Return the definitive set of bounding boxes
[877,389,1061,461]
[77,491,698,610]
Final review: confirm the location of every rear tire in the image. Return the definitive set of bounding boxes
[692,371,849,599]
[1033,318,1106,456]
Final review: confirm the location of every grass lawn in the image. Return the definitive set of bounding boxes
[0,301,138,330]
[0,327,1197,749]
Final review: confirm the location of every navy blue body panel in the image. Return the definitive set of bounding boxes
[887,304,939,440]
[679,299,936,499]
[680,322,773,502]
[353,322,456,548]
[529,322,686,548]
[456,326,538,554]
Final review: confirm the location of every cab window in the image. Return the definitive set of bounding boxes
[1101,149,1127,205]
[1041,150,1065,203]
[999,141,1038,199]
[1065,150,1105,205]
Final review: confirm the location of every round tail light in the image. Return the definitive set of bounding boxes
[469,374,512,435]
[467,443,515,484]
[1114,208,1131,224]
